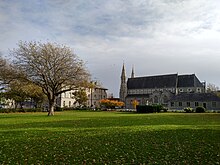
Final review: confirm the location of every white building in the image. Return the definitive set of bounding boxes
[56,84,108,108]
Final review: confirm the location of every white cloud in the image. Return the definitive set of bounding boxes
[0,0,220,96]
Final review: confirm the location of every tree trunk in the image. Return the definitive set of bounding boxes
[48,100,55,116]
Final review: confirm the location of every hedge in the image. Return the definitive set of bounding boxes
[0,108,42,113]
[136,105,164,113]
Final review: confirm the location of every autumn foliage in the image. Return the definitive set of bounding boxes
[99,99,124,109]
[132,100,139,109]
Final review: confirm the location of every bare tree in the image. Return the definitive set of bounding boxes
[0,54,12,88]
[207,83,219,92]
[12,41,90,115]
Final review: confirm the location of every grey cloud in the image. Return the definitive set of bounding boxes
[0,0,220,96]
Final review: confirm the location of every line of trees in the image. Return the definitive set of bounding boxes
[0,41,90,115]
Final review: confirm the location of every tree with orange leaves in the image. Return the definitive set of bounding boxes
[99,99,124,109]
[132,99,139,109]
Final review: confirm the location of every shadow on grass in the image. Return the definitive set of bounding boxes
[0,128,219,164]
[0,113,220,130]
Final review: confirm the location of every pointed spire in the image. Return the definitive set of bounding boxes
[121,63,126,80]
[119,63,127,103]
[131,65,135,78]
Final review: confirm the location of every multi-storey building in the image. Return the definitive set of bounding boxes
[56,84,108,108]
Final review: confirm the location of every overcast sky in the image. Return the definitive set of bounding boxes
[0,0,220,97]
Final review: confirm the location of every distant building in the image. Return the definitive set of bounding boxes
[168,93,220,110]
[56,83,108,108]
[119,64,220,110]
[87,86,108,108]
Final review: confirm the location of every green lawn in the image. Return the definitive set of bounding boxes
[0,111,219,164]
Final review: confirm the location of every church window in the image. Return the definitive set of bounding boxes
[63,101,65,107]
[154,96,158,103]
[163,96,168,103]
[197,88,201,93]
[195,102,199,106]
[187,88,192,92]
[179,89,183,92]
[171,102,174,107]
[179,102,182,106]
[187,102,190,107]
[69,101,71,107]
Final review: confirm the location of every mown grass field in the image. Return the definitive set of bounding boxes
[0,111,219,164]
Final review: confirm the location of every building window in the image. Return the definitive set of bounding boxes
[187,102,190,107]
[179,89,183,92]
[195,102,199,107]
[69,101,71,107]
[63,101,65,107]
[171,102,174,107]
[187,88,192,92]
[203,102,207,108]
[163,96,168,103]
[179,102,182,106]
[212,102,217,107]
[197,88,201,93]
[154,96,158,103]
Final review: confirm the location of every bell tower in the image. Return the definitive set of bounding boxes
[119,63,127,103]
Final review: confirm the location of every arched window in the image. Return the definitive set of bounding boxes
[163,95,168,103]
[154,96,158,103]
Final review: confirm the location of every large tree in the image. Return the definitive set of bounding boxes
[4,80,46,109]
[72,88,88,107]
[12,41,90,115]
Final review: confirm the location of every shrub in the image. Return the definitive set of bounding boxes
[55,107,64,111]
[184,107,194,113]
[0,108,42,113]
[136,105,164,113]
[195,106,205,113]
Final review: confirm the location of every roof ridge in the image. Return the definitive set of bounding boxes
[129,73,178,79]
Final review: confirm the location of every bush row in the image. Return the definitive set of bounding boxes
[136,105,166,113]
[0,108,42,113]
[184,106,206,113]
[0,106,100,113]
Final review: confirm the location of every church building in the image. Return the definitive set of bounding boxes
[119,64,208,109]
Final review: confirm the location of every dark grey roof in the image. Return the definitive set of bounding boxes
[127,73,204,89]
[127,74,178,89]
[169,93,220,102]
[178,74,204,87]
[126,94,150,98]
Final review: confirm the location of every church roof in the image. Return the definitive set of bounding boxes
[127,73,203,89]
[126,94,150,98]
[169,93,220,102]
[127,74,178,89]
[177,74,204,87]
